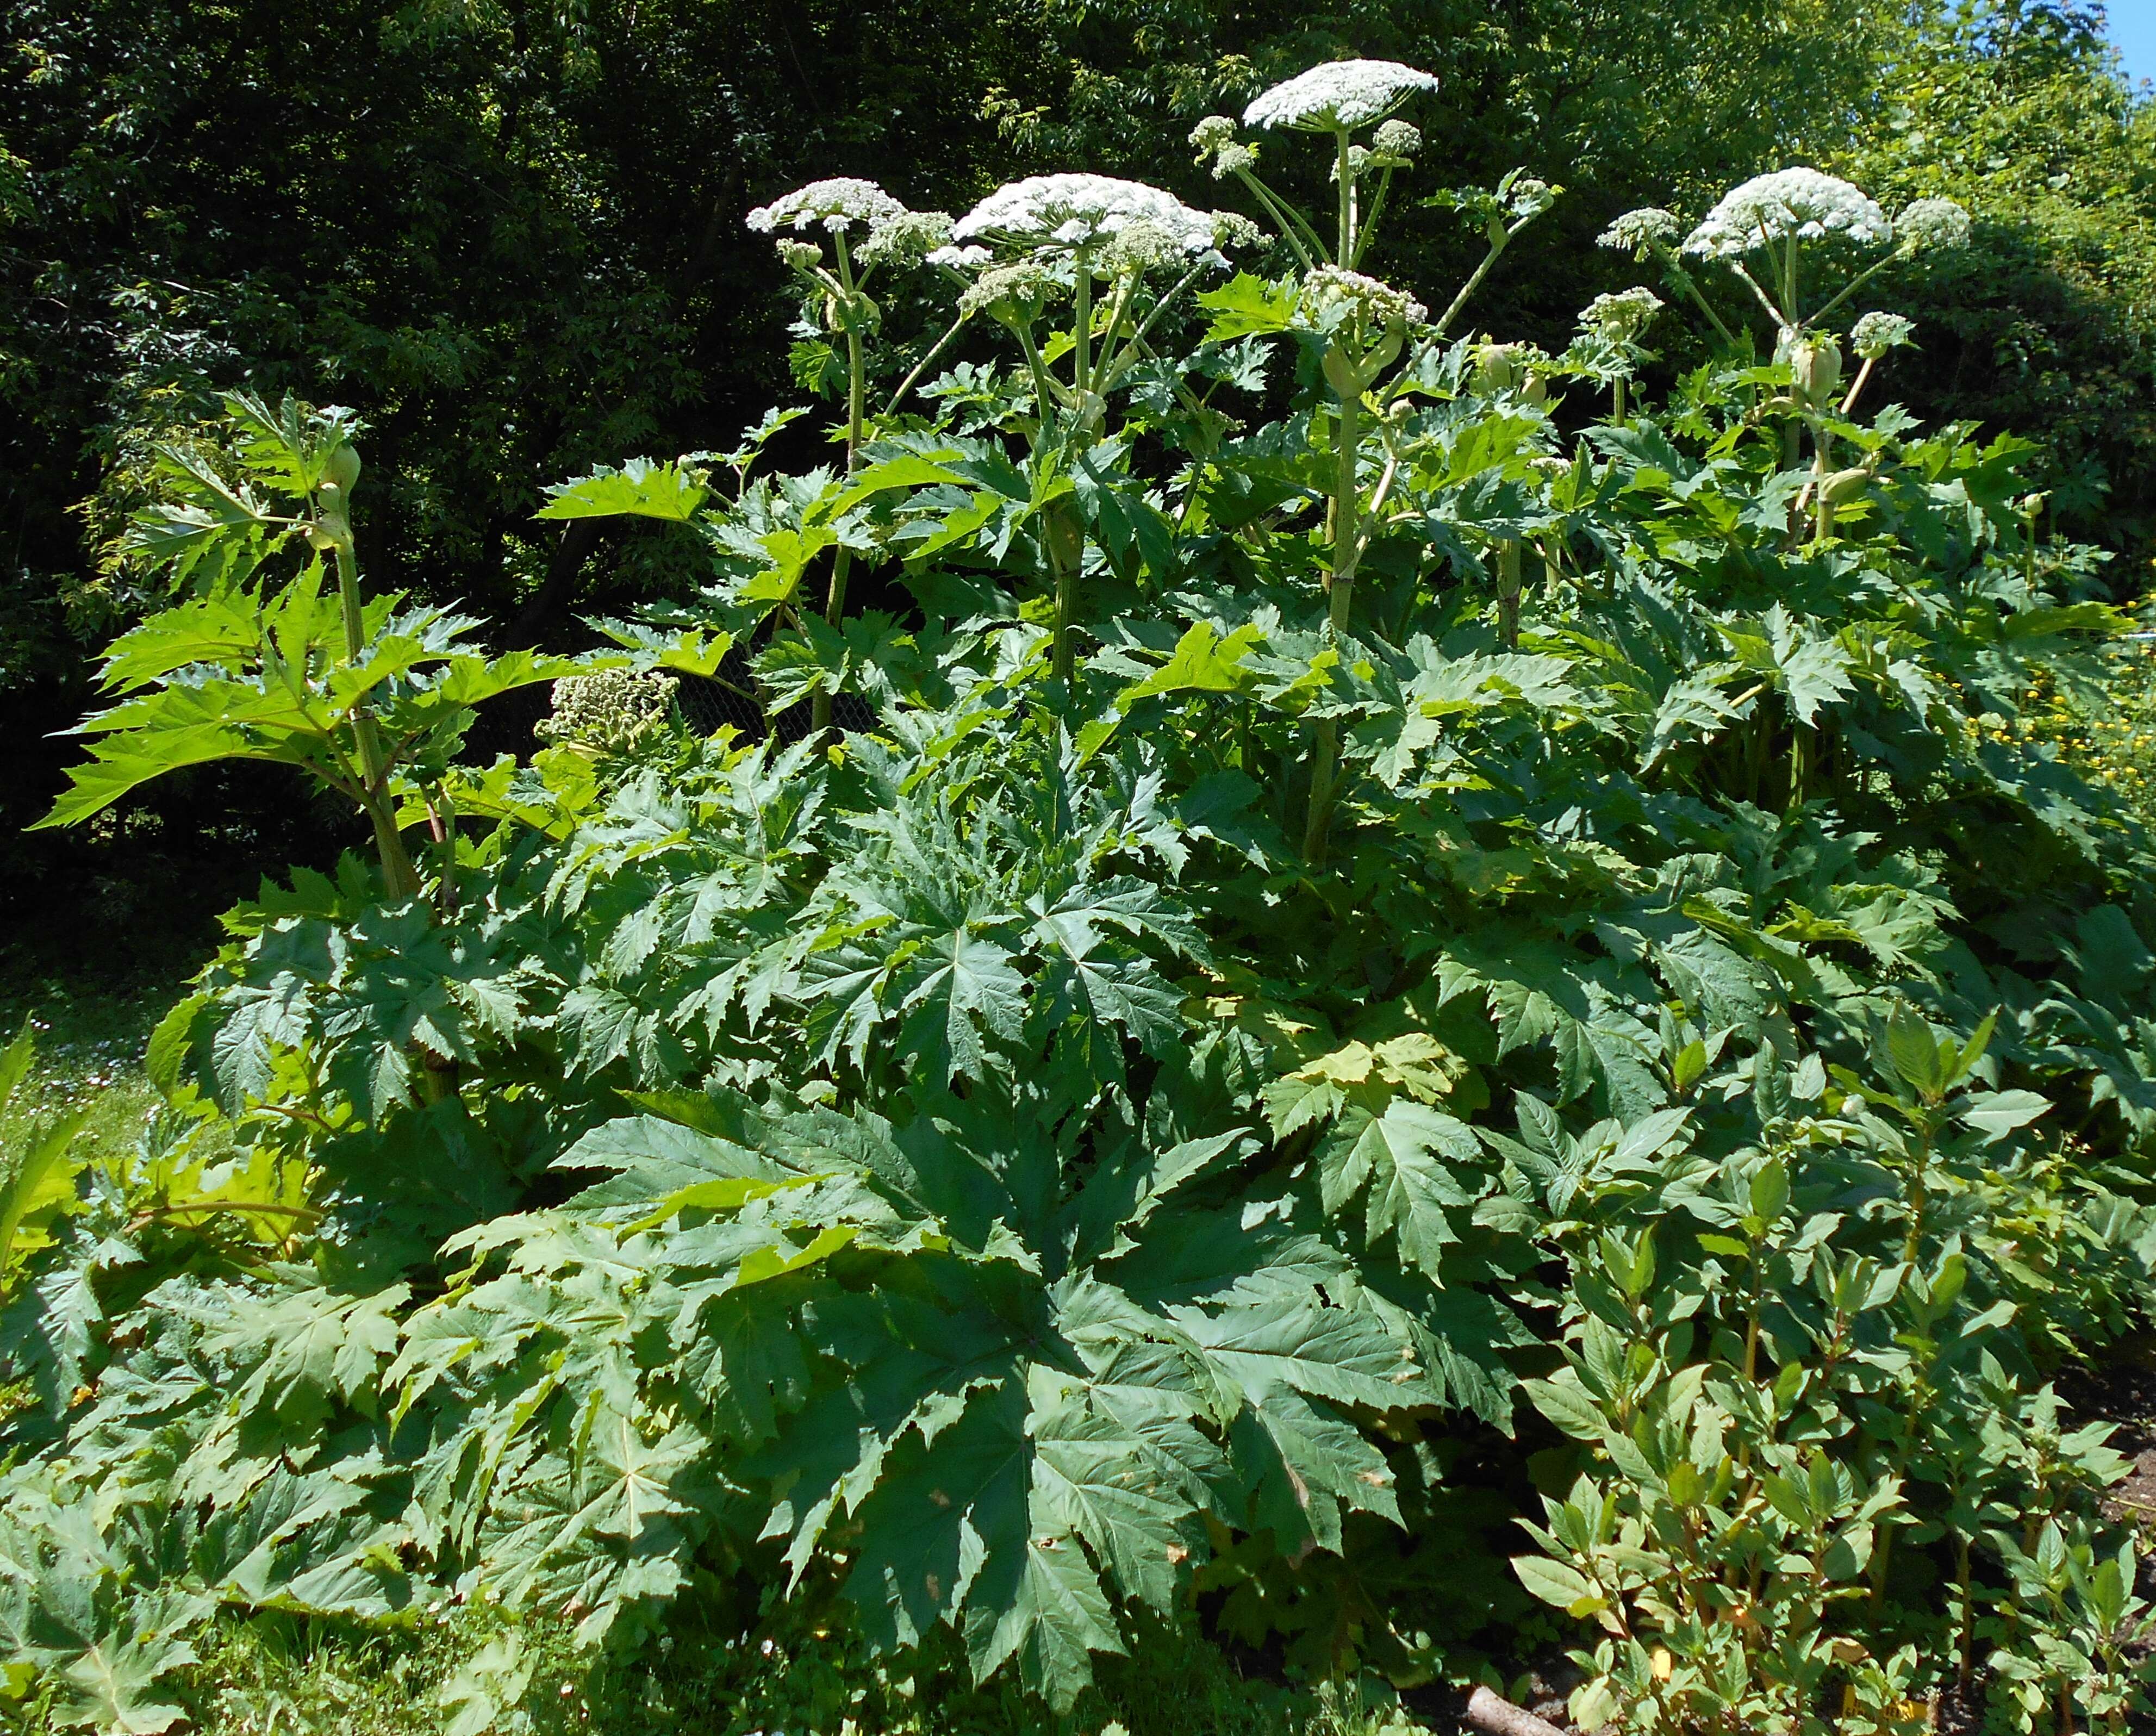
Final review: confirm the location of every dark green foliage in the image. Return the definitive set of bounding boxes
[15,77,2156,1736]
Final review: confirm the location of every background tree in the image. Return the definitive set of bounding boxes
[0,0,2148,945]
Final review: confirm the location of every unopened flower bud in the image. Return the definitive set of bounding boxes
[776,239,822,271]
[1472,341,1522,394]
[1819,466,1871,508]
[322,440,362,496]
[1787,331,1842,409]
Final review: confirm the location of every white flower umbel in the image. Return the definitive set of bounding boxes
[1683,169,1891,259]
[1840,310,1914,420]
[1896,196,1972,252]
[745,176,924,734]
[1850,310,1916,359]
[1597,207,1681,254]
[1371,119,1422,161]
[941,177,1242,689]
[1303,264,1426,328]
[856,209,954,269]
[1678,169,1914,340]
[1579,287,1663,345]
[1243,59,1439,131]
[746,178,905,235]
[950,174,1219,259]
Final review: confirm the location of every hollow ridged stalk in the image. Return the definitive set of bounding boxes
[326,478,449,1102]
[814,239,869,736]
[323,503,420,901]
[1046,503,1083,687]
[1303,387,1361,863]
[1496,539,1522,648]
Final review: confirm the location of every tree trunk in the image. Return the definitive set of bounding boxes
[504,516,604,648]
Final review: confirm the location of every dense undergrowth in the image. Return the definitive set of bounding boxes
[11,60,2156,1736]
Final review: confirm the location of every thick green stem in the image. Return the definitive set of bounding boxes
[1811,427,1833,545]
[1046,503,1082,685]
[1903,1125,1934,1268]
[1231,168,1324,271]
[1612,377,1626,423]
[1303,384,1362,863]
[1496,539,1522,648]
[1074,263,1093,396]
[328,531,420,899]
[886,311,969,419]
[1351,167,1393,270]
[1839,355,1877,419]
[1330,391,1361,630]
[1431,235,1507,339]
[813,270,869,736]
[1811,248,1900,326]
[1335,129,1354,265]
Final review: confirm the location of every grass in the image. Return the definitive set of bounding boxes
[182,1596,1443,1736]
[0,963,167,1171]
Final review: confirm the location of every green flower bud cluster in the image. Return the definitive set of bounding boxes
[536,670,680,754]
[1850,310,1916,359]
[1578,287,1663,346]
[1304,264,1425,329]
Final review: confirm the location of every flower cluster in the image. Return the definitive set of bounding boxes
[1242,58,1440,132]
[1501,176,1558,225]
[1596,207,1680,255]
[1683,169,1891,257]
[1190,115,1236,154]
[946,174,1220,260]
[536,670,678,753]
[1471,340,1551,397]
[1896,196,1973,252]
[1579,287,1663,345]
[1189,115,1255,180]
[856,209,954,268]
[1303,264,1425,328]
[957,259,1068,321]
[1370,119,1422,161]
[746,178,905,235]
[1850,309,1916,358]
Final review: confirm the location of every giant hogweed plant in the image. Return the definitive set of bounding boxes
[15,53,2156,1736]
